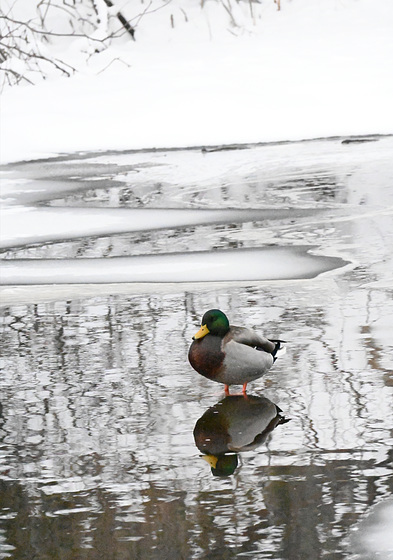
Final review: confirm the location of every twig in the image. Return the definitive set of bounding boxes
[97,56,131,74]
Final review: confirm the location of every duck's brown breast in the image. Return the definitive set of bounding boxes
[188,335,225,380]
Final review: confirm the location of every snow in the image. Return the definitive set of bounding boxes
[0,206,312,249]
[350,498,393,559]
[1,0,393,164]
[0,247,349,285]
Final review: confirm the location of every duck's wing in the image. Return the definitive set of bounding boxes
[228,326,278,354]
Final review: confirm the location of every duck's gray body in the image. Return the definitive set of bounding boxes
[189,324,283,387]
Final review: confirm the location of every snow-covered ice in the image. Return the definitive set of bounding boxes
[350,498,393,559]
[0,206,316,249]
[0,246,349,285]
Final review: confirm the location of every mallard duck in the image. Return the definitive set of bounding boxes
[188,309,285,394]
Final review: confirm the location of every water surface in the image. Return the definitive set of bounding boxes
[0,137,392,559]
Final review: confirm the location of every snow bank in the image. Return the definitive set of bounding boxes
[350,498,393,559]
[0,247,349,285]
[1,0,393,164]
[0,207,298,249]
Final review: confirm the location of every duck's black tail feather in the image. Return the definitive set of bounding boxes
[269,339,286,361]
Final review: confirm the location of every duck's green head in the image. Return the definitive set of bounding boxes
[193,309,230,340]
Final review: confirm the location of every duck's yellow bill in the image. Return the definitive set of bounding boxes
[193,324,210,340]
[201,454,218,469]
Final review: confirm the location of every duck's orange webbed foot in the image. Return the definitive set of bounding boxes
[224,384,230,395]
[242,383,248,394]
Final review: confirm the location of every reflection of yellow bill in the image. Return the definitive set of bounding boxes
[201,455,218,469]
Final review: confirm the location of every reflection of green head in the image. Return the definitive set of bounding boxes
[202,453,238,477]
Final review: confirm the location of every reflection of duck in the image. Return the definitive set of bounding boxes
[188,309,285,394]
[194,394,289,476]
